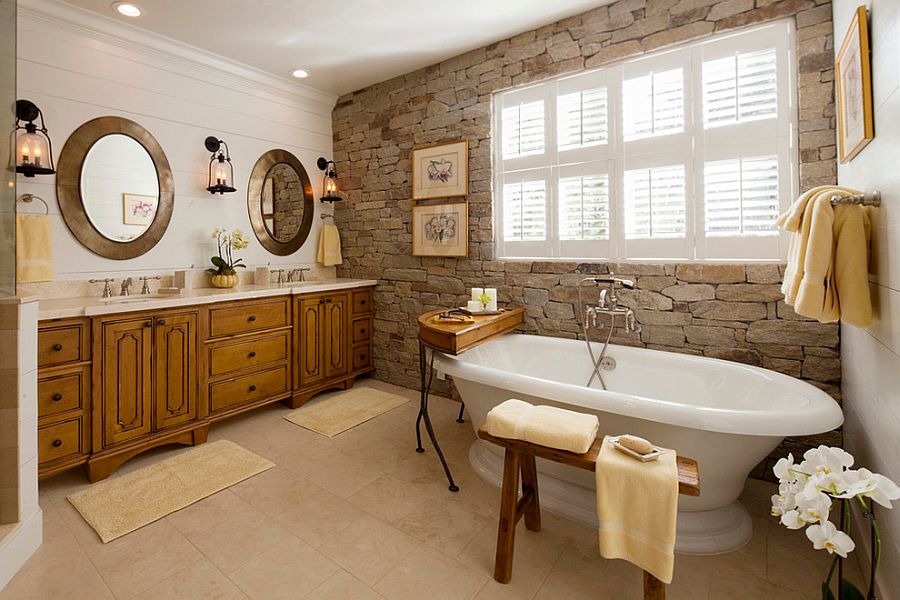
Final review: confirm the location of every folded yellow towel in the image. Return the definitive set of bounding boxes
[596,436,678,584]
[317,223,342,267]
[16,213,54,283]
[483,399,599,454]
[779,186,872,327]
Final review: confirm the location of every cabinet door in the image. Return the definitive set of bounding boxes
[154,313,198,431]
[298,298,324,387]
[323,294,348,380]
[100,317,153,448]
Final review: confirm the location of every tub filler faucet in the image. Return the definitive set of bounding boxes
[578,276,642,390]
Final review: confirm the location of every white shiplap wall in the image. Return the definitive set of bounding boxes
[15,0,337,280]
[833,1,900,599]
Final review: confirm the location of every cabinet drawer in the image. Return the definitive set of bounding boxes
[37,369,86,418]
[209,330,290,377]
[352,344,371,371]
[209,365,288,413]
[351,289,373,315]
[351,318,371,344]
[38,323,87,367]
[38,418,83,464]
[209,298,290,338]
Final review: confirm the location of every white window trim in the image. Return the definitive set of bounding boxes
[493,19,798,262]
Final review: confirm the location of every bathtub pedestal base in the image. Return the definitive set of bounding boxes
[469,441,752,555]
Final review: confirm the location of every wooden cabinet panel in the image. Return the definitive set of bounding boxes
[351,289,372,315]
[209,298,290,338]
[352,344,371,372]
[209,365,288,413]
[351,317,371,344]
[38,369,86,418]
[209,330,289,378]
[154,313,198,431]
[100,317,153,448]
[323,295,347,380]
[38,322,88,368]
[297,298,324,386]
[38,418,83,463]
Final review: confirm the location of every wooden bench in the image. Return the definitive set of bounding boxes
[477,428,700,600]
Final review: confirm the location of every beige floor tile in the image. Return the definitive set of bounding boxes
[82,518,205,598]
[534,549,642,600]
[319,513,419,585]
[303,450,383,498]
[473,580,529,600]
[347,474,434,524]
[711,561,818,600]
[275,487,368,549]
[374,543,488,600]
[229,466,321,517]
[459,524,564,599]
[395,494,492,556]
[228,535,339,599]
[131,558,247,600]
[0,551,114,600]
[306,570,386,600]
[183,502,290,572]
[166,489,253,538]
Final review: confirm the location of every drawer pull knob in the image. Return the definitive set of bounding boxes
[319,299,324,304]
[326,298,332,303]
[361,299,367,305]
[248,315,257,322]
[52,393,62,402]
[52,439,62,448]
[248,351,257,358]
[51,343,63,352]
[145,321,153,328]
[157,319,166,325]
[249,385,257,392]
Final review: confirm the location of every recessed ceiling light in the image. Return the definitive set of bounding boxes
[112,2,143,17]
[291,69,309,79]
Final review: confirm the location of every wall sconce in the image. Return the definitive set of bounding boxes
[316,157,342,203]
[205,136,236,194]
[15,100,55,177]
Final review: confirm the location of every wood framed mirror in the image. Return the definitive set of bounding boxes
[247,149,314,256]
[56,116,174,260]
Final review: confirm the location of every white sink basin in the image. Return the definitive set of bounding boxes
[101,294,171,303]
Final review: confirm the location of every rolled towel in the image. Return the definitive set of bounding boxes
[483,399,599,455]
[596,435,678,584]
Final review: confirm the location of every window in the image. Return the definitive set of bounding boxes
[494,21,796,261]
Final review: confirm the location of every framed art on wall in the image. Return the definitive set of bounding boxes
[122,193,158,226]
[412,202,468,257]
[835,5,874,163]
[412,141,468,200]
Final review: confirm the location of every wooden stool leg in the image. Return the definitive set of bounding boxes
[643,571,665,600]
[520,454,541,532]
[494,448,521,583]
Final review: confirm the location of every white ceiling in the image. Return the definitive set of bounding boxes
[59,0,613,97]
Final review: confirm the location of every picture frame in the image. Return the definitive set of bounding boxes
[122,193,158,226]
[835,5,874,163]
[411,140,468,200]
[412,201,468,257]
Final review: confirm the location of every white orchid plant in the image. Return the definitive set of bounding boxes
[772,446,900,600]
[207,228,250,276]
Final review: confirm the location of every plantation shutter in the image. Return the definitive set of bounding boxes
[624,165,686,239]
[704,156,779,236]
[558,87,609,150]
[502,100,545,158]
[623,68,684,141]
[502,180,547,241]
[702,48,778,128]
[559,174,610,240]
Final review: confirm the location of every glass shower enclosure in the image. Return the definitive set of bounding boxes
[0,0,15,296]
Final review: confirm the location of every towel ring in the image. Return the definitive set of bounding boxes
[16,193,50,214]
[831,191,881,207]
[320,213,334,221]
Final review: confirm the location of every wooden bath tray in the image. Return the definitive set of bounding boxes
[417,307,525,355]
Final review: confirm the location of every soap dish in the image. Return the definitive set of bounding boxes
[608,436,664,462]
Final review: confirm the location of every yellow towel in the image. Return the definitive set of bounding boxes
[778,187,872,327]
[16,213,54,283]
[596,436,678,584]
[483,399,599,454]
[317,223,342,267]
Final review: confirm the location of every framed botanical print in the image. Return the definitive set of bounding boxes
[412,141,468,200]
[835,5,874,163]
[122,193,158,226]
[412,202,468,257]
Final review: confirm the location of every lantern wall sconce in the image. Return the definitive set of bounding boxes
[15,99,56,177]
[205,136,236,194]
[316,157,342,203]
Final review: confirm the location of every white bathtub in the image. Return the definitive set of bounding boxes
[434,333,843,555]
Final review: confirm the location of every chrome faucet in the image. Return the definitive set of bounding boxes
[273,269,286,285]
[120,277,134,296]
[588,277,640,333]
[139,275,162,295]
[89,278,115,298]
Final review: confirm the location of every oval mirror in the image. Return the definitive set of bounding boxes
[57,116,174,259]
[248,149,314,255]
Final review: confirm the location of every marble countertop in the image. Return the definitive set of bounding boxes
[38,279,379,320]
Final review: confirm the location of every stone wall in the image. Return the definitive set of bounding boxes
[330,0,839,468]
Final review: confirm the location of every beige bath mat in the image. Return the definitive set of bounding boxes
[283,387,409,437]
[67,440,274,543]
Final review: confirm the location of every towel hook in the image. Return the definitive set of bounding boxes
[16,193,49,214]
[831,191,881,207]
[320,213,335,221]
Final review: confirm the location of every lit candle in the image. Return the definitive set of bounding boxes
[485,288,498,311]
[33,147,42,168]
[21,145,29,165]
[471,287,483,304]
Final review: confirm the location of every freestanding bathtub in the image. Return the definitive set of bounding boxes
[434,333,843,555]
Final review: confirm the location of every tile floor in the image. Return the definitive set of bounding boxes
[2,378,866,599]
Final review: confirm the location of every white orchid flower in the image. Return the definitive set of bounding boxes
[806,521,855,557]
[796,491,832,524]
[801,446,854,477]
[774,454,798,482]
[780,510,805,530]
[835,468,900,508]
